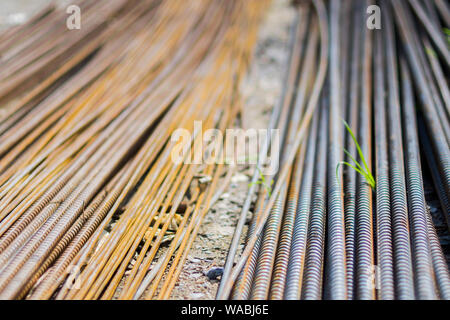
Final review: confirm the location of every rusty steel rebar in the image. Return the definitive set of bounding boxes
[0,0,449,301]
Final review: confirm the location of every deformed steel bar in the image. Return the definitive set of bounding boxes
[324,0,347,300]
[354,6,375,299]
[383,1,416,299]
[301,98,328,300]
[373,29,394,300]
[343,1,364,299]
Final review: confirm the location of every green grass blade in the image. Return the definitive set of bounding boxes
[342,119,375,189]
[343,148,365,173]
[342,120,371,176]
[340,161,365,177]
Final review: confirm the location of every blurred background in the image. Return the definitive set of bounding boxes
[0,0,66,30]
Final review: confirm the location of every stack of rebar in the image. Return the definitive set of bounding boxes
[218,0,450,300]
[0,0,449,301]
[0,0,269,299]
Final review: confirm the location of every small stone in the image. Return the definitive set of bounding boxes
[205,267,224,280]
[191,273,202,279]
[198,175,212,184]
[231,173,249,183]
[190,292,204,299]
[245,211,253,224]
[188,257,201,264]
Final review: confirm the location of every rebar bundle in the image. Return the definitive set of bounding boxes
[0,0,269,299]
[219,0,450,300]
